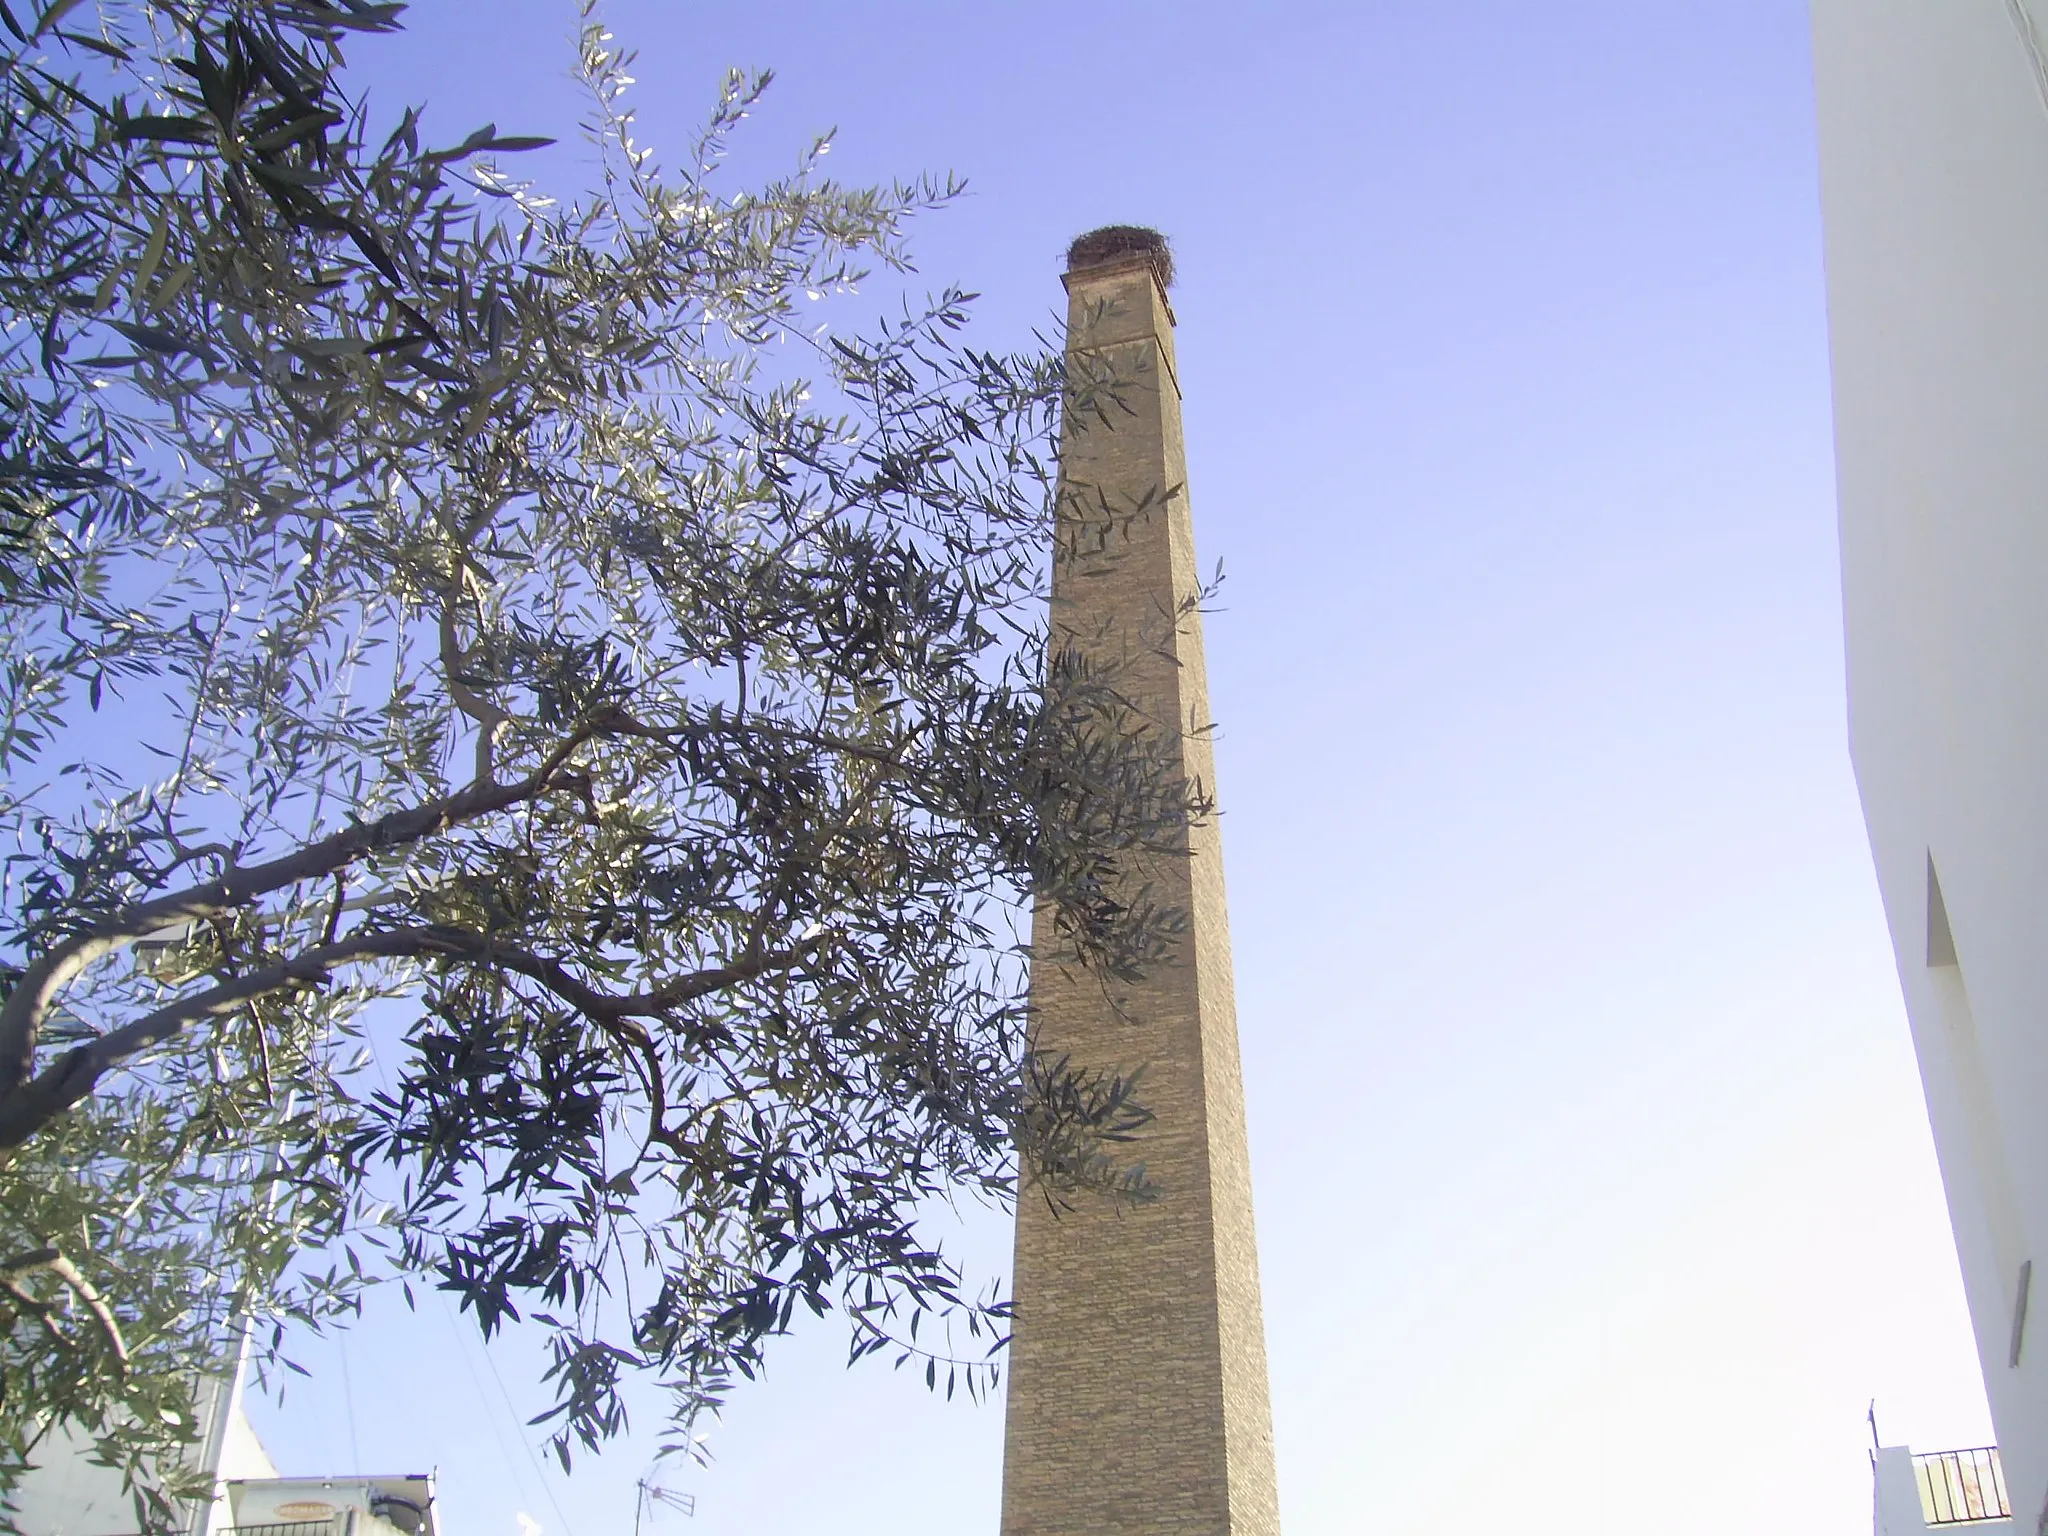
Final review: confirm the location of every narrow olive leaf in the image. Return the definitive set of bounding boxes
[115,115,215,145]
[248,160,327,190]
[424,122,500,163]
[105,319,186,355]
[54,28,132,59]
[146,263,196,317]
[344,221,402,284]
[287,335,372,358]
[133,207,172,296]
[28,0,88,39]
[245,109,344,153]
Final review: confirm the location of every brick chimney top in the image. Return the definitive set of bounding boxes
[1065,225,1174,288]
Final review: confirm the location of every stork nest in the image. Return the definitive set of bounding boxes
[1065,225,1174,288]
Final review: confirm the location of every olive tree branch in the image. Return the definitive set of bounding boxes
[0,724,608,1102]
[437,560,512,790]
[0,918,824,1151]
[0,1247,130,1368]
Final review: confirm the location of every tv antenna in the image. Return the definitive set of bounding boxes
[634,1476,696,1535]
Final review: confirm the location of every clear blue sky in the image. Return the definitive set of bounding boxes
[250,5,1990,1533]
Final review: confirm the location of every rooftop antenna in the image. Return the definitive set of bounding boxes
[633,1476,695,1536]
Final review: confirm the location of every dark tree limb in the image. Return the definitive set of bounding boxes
[0,915,821,1150]
[0,1246,129,1367]
[0,723,609,1104]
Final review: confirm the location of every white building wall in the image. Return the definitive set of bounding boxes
[1811,3,2048,1531]
[9,1335,274,1536]
[1874,1447,1929,1536]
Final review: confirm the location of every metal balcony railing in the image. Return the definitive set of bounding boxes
[227,1523,335,1536]
[1915,1446,2010,1525]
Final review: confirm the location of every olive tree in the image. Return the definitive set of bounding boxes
[0,0,1193,1525]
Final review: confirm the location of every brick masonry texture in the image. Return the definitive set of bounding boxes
[998,254,1281,1536]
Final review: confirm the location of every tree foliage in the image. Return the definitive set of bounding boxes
[0,0,1197,1525]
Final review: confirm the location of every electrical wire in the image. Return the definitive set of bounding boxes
[477,1320,580,1536]
[338,1336,363,1471]
[434,1291,578,1536]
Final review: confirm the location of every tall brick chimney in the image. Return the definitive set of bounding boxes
[999,229,1281,1536]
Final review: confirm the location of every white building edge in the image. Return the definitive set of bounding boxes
[10,1335,436,1536]
[1811,2,2048,1532]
